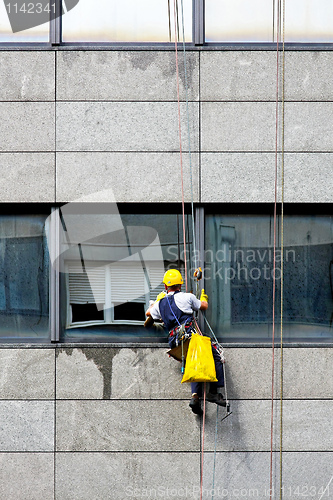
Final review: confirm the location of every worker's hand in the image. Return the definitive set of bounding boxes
[200,289,208,303]
[155,291,166,302]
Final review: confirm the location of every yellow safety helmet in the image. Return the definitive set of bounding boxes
[163,269,184,287]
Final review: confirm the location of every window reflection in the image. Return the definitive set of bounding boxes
[205,0,333,43]
[205,214,333,342]
[60,207,193,341]
[62,0,192,43]
[0,1,49,42]
[0,215,49,339]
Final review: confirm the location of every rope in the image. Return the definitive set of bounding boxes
[279,1,285,498]
[173,0,188,291]
[179,0,198,270]
[270,1,285,498]
[200,382,206,500]
[211,405,219,500]
[269,0,281,496]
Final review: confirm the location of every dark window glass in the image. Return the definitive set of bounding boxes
[0,214,49,340]
[205,213,333,343]
[59,205,193,342]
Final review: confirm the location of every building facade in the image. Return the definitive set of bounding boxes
[0,2,332,498]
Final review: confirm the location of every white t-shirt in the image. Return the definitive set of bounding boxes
[150,291,201,321]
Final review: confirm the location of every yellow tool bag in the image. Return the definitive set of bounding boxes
[181,333,217,383]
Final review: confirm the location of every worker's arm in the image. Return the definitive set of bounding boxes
[199,289,208,311]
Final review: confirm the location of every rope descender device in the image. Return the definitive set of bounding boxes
[193,267,202,281]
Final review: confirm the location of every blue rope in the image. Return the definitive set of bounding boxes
[211,405,219,499]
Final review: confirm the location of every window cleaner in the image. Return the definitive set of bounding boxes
[145,269,226,415]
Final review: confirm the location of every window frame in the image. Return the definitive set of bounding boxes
[2,0,333,49]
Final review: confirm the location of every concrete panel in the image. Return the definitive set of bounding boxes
[0,153,55,202]
[0,103,55,151]
[285,102,333,152]
[0,52,55,101]
[56,348,113,400]
[56,152,199,202]
[56,102,199,152]
[201,102,276,152]
[0,453,54,500]
[283,348,333,399]
[0,401,54,451]
[57,51,199,101]
[223,348,281,400]
[284,153,333,202]
[201,152,333,203]
[56,452,200,500]
[201,51,277,101]
[201,153,276,202]
[203,400,333,452]
[56,347,191,400]
[202,452,333,499]
[0,349,54,399]
[56,400,200,452]
[286,51,333,101]
[111,348,193,400]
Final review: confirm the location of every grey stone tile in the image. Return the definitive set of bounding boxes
[56,452,200,500]
[201,152,333,203]
[202,452,333,499]
[0,52,55,101]
[0,153,55,202]
[0,453,54,500]
[56,102,199,152]
[56,152,199,202]
[285,102,333,151]
[0,349,54,399]
[284,153,333,202]
[285,51,333,101]
[111,347,194,400]
[56,347,192,400]
[0,103,55,151]
[56,400,200,452]
[201,153,276,202]
[283,348,333,399]
[201,51,277,101]
[223,347,281,400]
[0,401,54,451]
[57,51,199,101]
[203,400,333,452]
[201,102,276,152]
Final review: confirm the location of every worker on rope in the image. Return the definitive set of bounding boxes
[145,269,225,415]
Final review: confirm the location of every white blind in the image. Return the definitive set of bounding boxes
[109,263,147,304]
[148,264,165,301]
[68,265,106,304]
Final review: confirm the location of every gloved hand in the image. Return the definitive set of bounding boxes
[155,291,166,302]
[200,289,208,303]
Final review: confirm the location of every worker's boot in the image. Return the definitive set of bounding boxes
[189,393,203,415]
[206,392,227,407]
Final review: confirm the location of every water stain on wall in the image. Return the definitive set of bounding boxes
[56,347,120,399]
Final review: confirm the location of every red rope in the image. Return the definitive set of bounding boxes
[270,1,281,497]
[173,0,188,292]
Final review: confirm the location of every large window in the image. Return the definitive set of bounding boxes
[1,0,333,44]
[0,213,49,340]
[205,0,333,43]
[58,205,194,342]
[205,209,333,343]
